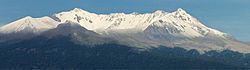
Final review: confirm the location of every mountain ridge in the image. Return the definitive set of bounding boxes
[0,16,59,33]
[0,8,227,37]
[0,8,249,53]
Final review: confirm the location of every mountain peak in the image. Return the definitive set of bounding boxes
[17,16,34,22]
[24,16,33,19]
[73,8,82,11]
[176,8,188,14]
[174,8,189,16]
[0,16,59,33]
[71,8,90,13]
[177,8,185,12]
[172,8,198,24]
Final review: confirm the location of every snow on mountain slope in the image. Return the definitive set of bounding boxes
[40,20,115,46]
[0,8,226,38]
[0,16,59,33]
[54,8,227,38]
[55,8,168,31]
[54,8,112,32]
[53,8,249,53]
[0,8,249,53]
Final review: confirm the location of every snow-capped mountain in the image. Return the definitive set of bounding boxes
[0,8,226,38]
[0,8,249,53]
[54,8,227,38]
[0,16,59,33]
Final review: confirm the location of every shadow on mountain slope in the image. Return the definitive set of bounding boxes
[0,35,248,69]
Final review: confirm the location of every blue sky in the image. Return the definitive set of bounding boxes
[0,0,250,42]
